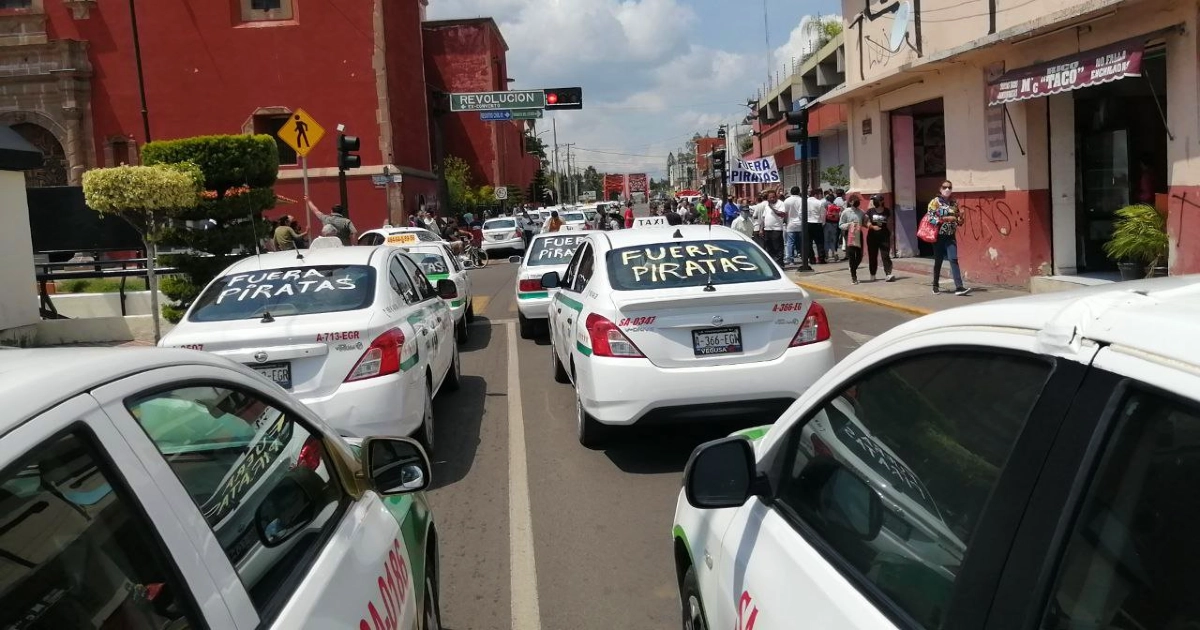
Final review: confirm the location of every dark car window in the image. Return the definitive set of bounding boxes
[0,430,200,629]
[190,265,376,322]
[357,233,385,246]
[398,255,438,301]
[775,350,1053,629]
[1041,388,1200,630]
[388,258,420,304]
[127,386,344,614]
[606,239,779,291]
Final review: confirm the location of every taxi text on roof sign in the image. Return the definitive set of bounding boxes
[277,108,325,158]
[450,90,547,112]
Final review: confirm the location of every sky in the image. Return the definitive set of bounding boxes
[426,0,842,179]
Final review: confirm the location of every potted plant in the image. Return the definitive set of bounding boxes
[1104,203,1169,280]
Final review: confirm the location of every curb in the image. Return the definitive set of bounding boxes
[794,281,935,317]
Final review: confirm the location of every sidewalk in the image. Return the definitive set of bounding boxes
[787,259,1029,316]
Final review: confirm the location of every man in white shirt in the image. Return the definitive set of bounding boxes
[308,223,343,250]
[782,186,806,265]
[805,188,828,265]
[753,189,786,263]
[731,206,755,238]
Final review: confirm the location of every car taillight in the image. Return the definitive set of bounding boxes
[811,433,834,458]
[519,279,542,292]
[346,328,404,382]
[514,229,523,239]
[790,301,831,347]
[294,436,323,471]
[585,313,644,358]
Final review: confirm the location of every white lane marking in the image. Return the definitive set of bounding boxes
[844,330,876,345]
[507,321,542,629]
[469,318,516,327]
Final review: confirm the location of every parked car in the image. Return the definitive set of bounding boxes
[674,276,1200,630]
[513,231,591,339]
[0,348,442,630]
[399,241,475,343]
[480,217,526,255]
[357,227,444,246]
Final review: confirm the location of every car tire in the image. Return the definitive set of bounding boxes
[576,388,608,449]
[551,342,570,384]
[465,299,475,324]
[442,341,461,393]
[417,381,435,454]
[422,567,442,630]
[519,313,536,340]
[681,565,708,630]
[456,316,469,344]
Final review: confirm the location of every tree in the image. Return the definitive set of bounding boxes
[525,134,548,166]
[527,168,549,204]
[82,163,204,341]
[820,164,850,189]
[581,165,602,197]
[141,134,279,323]
[504,184,526,205]
[442,156,474,211]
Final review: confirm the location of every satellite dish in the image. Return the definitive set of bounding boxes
[888,1,912,53]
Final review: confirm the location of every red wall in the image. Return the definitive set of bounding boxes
[1167,186,1200,275]
[951,189,1053,286]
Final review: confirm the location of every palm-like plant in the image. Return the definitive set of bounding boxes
[1103,204,1168,275]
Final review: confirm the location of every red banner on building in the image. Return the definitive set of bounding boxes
[627,173,648,193]
[986,38,1145,107]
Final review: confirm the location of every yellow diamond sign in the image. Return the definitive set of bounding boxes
[278,108,325,158]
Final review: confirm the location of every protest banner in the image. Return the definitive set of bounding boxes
[729,157,782,185]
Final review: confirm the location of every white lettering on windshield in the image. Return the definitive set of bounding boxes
[619,243,759,283]
[215,268,359,304]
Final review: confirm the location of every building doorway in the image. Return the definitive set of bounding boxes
[12,122,68,188]
[890,98,946,258]
[1073,51,1168,272]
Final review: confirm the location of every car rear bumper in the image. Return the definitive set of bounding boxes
[577,341,836,426]
[482,238,524,252]
[299,371,422,438]
[516,293,551,319]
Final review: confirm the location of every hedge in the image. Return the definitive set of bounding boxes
[141,134,279,192]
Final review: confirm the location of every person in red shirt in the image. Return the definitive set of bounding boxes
[623,201,635,228]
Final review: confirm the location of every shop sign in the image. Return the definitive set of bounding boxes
[986,39,1145,107]
[984,62,1009,163]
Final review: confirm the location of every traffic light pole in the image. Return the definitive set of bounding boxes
[338,163,349,219]
[786,102,812,272]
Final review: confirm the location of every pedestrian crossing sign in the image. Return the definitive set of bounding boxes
[278,108,324,158]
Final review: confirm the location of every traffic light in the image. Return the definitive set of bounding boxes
[711,149,726,173]
[543,87,583,110]
[717,126,727,140]
[785,109,809,144]
[338,134,361,171]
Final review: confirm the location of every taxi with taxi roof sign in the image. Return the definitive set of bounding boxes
[357,226,444,247]
[514,231,592,339]
[0,348,442,630]
[541,225,836,446]
[398,241,475,343]
[159,246,460,453]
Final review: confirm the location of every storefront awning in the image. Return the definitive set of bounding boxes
[986,38,1145,107]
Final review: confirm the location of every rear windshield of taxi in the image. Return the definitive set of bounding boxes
[606,240,778,291]
[526,234,586,266]
[403,249,451,276]
[189,265,376,322]
[562,213,586,222]
[484,219,517,230]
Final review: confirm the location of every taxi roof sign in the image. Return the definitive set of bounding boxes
[278,108,325,158]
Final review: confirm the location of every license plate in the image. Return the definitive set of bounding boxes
[252,362,292,389]
[692,326,743,356]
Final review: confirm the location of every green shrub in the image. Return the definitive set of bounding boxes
[142,134,279,192]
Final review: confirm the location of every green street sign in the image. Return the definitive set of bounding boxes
[450,90,546,112]
[512,109,544,120]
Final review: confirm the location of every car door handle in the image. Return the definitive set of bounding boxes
[557,308,562,313]
[567,318,573,325]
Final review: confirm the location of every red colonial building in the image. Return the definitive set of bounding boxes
[0,0,532,230]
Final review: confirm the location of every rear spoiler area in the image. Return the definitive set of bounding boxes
[612,288,806,312]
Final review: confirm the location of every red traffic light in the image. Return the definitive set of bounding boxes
[543,87,583,110]
[547,92,559,105]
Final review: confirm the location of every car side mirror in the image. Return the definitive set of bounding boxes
[255,467,325,547]
[362,437,431,495]
[540,271,560,289]
[795,458,884,540]
[683,436,763,509]
[436,279,458,300]
[509,255,523,263]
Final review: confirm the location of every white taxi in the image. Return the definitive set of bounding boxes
[159,247,460,452]
[559,211,590,231]
[514,231,591,339]
[480,217,526,255]
[357,226,445,247]
[673,276,1200,630]
[0,348,442,630]
[399,241,474,342]
[542,225,836,446]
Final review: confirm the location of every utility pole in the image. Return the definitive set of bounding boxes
[563,143,576,204]
[552,118,561,205]
[129,0,151,142]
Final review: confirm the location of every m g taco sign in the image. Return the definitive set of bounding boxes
[986,39,1145,106]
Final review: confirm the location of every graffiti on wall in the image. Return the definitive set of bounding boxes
[957,196,1019,245]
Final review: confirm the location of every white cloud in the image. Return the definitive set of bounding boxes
[426,0,827,178]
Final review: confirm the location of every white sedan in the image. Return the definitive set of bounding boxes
[542,225,836,446]
[400,241,475,343]
[159,247,460,451]
[480,217,526,255]
[514,231,591,339]
[559,211,590,231]
[0,348,441,630]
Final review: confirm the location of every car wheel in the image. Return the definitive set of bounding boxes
[417,381,435,454]
[551,342,570,384]
[519,313,536,340]
[442,340,461,393]
[576,387,608,448]
[681,565,708,630]
[465,299,475,324]
[456,316,469,343]
[422,568,442,630]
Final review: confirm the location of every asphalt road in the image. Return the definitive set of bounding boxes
[425,255,914,630]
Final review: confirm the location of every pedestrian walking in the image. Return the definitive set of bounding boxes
[731,205,755,238]
[544,210,565,233]
[753,189,786,263]
[519,210,535,247]
[273,215,307,251]
[866,194,895,282]
[722,195,739,226]
[926,180,972,295]
[783,187,805,265]
[623,201,635,229]
[665,208,684,225]
[805,188,827,265]
[839,195,867,284]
